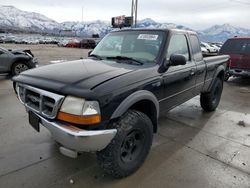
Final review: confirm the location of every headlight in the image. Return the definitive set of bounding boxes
[57,96,101,125]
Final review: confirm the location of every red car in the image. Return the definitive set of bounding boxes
[220,37,250,81]
[66,40,80,48]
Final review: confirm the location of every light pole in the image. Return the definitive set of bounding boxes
[131,0,138,28]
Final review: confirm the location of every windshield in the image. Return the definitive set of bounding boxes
[91,31,165,62]
[220,39,250,54]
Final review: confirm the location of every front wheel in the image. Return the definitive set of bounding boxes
[200,78,223,112]
[11,62,30,76]
[97,110,153,178]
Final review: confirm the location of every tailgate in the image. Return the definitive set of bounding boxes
[229,54,250,70]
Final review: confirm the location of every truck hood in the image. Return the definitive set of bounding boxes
[13,59,136,97]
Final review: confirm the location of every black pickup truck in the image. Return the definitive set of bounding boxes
[13,29,229,178]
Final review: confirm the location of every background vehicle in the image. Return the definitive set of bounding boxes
[13,29,229,178]
[65,39,80,48]
[57,40,69,47]
[79,39,96,49]
[201,46,209,55]
[219,37,250,81]
[210,43,220,52]
[201,42,217,53]
[0,47,37,75]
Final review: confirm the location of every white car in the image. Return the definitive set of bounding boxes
[201,42,217,53]
[210,44,220,52]
[201,46,208,54]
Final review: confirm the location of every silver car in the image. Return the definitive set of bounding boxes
[0,47,38,75]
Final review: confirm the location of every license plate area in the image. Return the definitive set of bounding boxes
[29,111,40,132]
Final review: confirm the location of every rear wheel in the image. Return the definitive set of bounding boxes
[11,62,29,75]
[200,78,223,112]
[97,110,153,178]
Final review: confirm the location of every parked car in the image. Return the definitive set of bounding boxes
[79,39,96,49]
[201,46,209,55]
[219,37,250,81]
[13,29,229,178]
[0,47,38,75]
[211,42,223,49]
[210,44,220,52]
[3,36,16,43]
[201,42,217,53]
[57,40,69,47]
[66,40,80,48]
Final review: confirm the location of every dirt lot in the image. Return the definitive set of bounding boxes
[0,44,250,188]
[1,43,89,66]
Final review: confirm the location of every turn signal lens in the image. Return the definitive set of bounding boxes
[57,112,101,125]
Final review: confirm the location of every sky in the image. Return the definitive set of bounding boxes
[0,0,250,30]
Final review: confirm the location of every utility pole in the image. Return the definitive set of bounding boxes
[131,0,138,28]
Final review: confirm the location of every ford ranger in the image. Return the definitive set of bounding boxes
[13,29,229,178]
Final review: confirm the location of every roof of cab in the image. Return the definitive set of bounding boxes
[230,36,250,40]
[111,28,197,35]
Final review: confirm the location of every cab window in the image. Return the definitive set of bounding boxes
[166,34,190,61]
[190,35,203,61]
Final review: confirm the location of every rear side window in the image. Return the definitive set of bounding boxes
[220,39,250,54]
[190,35,203,61]
[167,34,190,61]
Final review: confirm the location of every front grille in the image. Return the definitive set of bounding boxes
[17,84,64,119]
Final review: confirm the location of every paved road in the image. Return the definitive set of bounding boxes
[1,44,89,66]
[0,76,250,188]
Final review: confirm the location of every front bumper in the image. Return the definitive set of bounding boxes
[228,69,250,77]
[36,113,117,152]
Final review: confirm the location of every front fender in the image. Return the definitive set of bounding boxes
[111,90,159,120]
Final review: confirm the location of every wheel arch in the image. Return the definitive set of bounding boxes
[11,57,29,67]
[110,90,159,133]
[207,65,225,92]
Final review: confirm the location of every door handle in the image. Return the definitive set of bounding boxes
[190,69,196,76]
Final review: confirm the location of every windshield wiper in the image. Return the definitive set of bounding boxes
[89,54,103,60]
[106,56,144,65]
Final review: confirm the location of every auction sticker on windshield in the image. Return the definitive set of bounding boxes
[137,34,158,40]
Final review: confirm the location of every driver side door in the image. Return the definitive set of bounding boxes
[159,33,197,113]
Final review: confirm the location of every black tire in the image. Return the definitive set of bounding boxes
[97,110,153,178]
[200,78,223,112]
[11,62,30,76]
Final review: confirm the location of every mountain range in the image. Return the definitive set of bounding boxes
[0,5,250,42]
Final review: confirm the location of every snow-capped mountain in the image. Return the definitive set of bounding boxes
[0,5,61,33]
[61,20,112,37]
[137,18,192,31]
[0,5,250,42]
[199,24,250,42]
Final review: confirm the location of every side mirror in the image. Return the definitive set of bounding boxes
[88,50,93,57]
[169,54,187,66]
